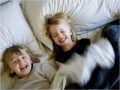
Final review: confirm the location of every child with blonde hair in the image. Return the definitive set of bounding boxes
[2,45,56,89]
[44,12,119,89]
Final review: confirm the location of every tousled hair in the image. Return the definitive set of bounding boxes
[2,45,40,77]
[44,12,77,56]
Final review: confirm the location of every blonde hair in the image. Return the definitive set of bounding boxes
[2,45,39,73]
[44,12,77,58]
[44,12,77,41]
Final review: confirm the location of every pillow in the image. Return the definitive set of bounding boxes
[0,1,44,89]
[22,0,119,50]
[0,0,45,57]
[0,0,9,5]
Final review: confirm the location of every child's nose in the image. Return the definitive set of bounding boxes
[18,59,25,66]
[58,33,63,38]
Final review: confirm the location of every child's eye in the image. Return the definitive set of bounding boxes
[12,60,17,64]
[53,34,58,37]
[61,30,64,33]
[53,35,57,37]
[22,56,25,59]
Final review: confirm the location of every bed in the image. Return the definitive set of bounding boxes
[0,0,119,89]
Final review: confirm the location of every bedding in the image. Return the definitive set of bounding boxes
[0,0,119,89]
[0,0,44,56]
[21,0,120,50]
[0,0,9,5]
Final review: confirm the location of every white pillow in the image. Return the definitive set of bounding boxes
[0,0,9,5]
[22,0,119,50]
[0,0,45,58]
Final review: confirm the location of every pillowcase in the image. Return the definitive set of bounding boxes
[0,0,9,5]
[22,0,119,50]
[0,0,45,59]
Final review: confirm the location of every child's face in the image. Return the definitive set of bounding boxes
[8,50,32,78]
[49,24,73,48]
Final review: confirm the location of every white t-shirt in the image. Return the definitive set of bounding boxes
[13,62,56,90]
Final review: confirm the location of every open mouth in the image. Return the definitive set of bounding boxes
[20,65,28,71]
[60,37,66,43]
